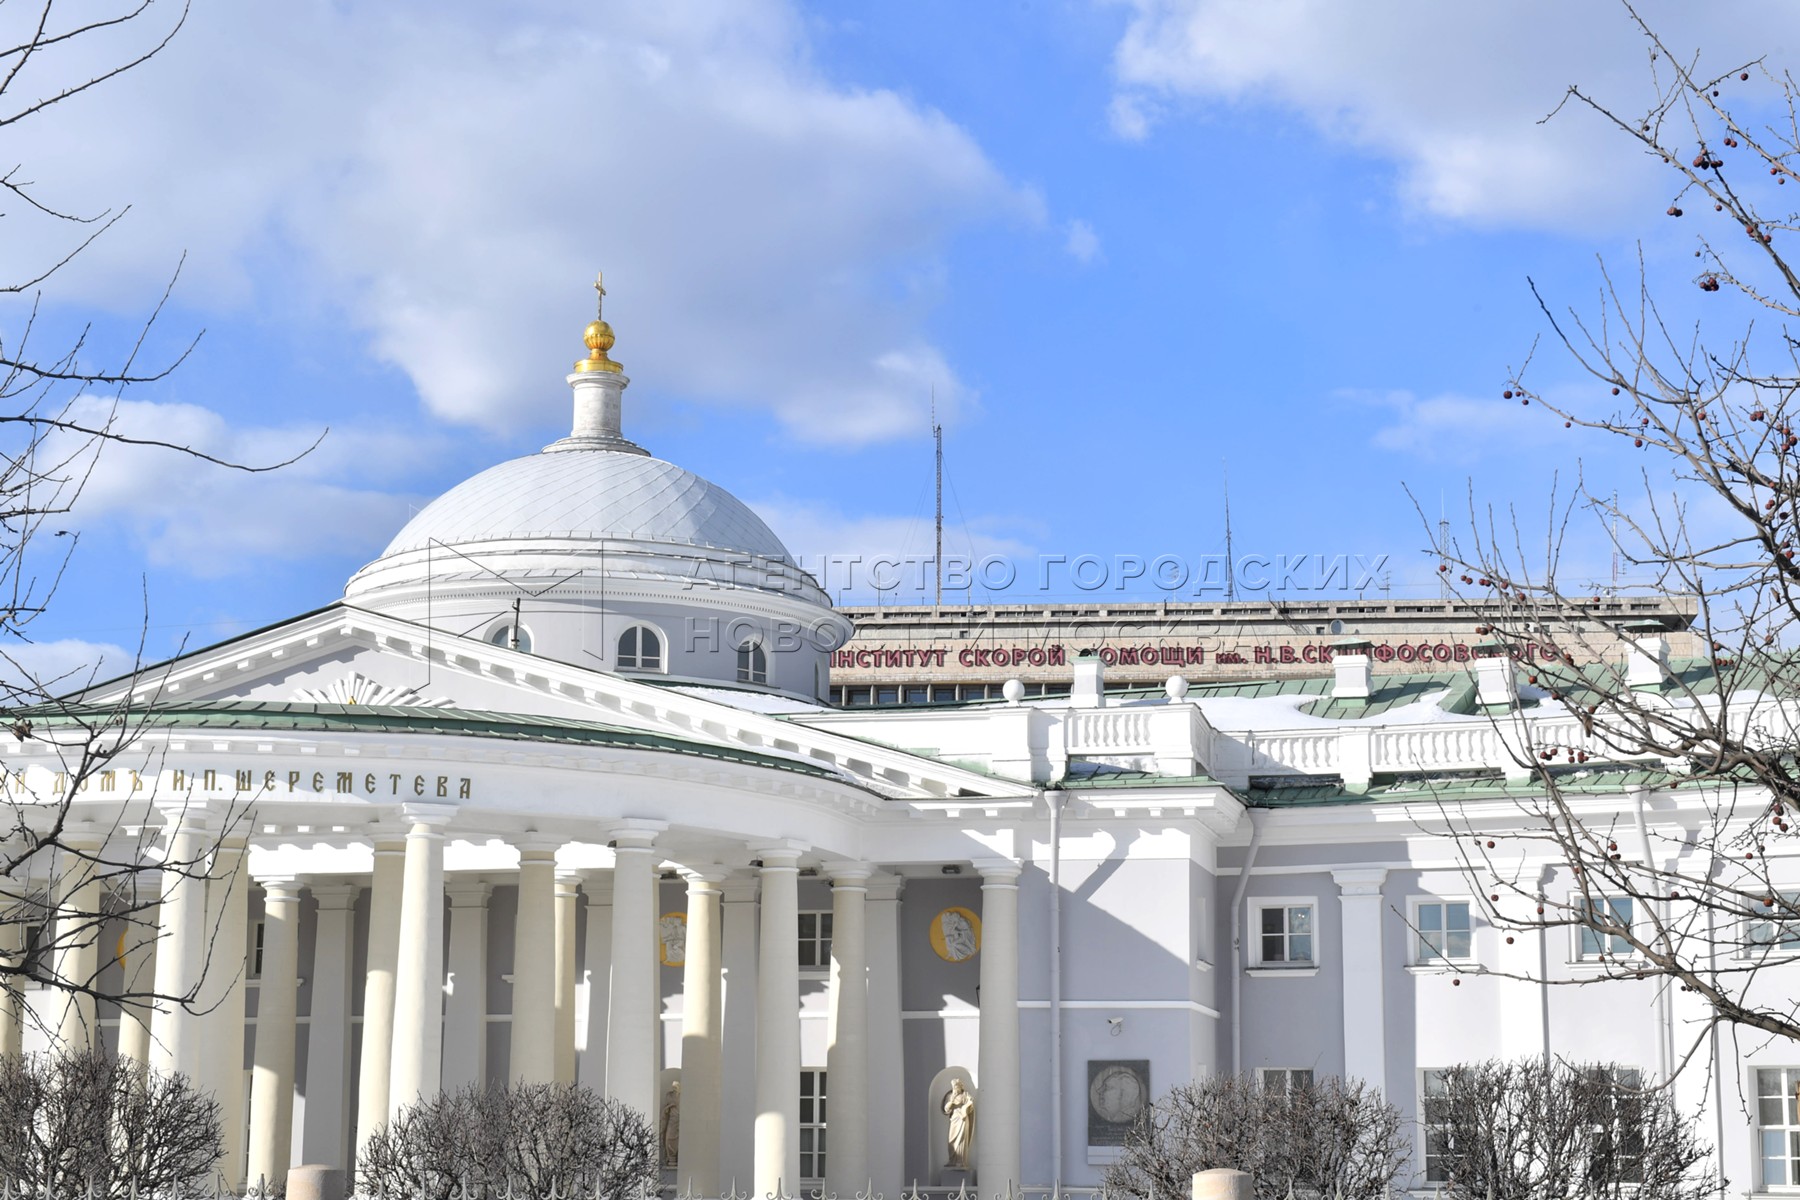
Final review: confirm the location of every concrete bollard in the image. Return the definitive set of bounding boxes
[286,1165,346,1200]
[1193,1168,1253,1200]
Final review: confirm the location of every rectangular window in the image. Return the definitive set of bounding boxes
[1421,1070,1452,1183]
[19,923,47,984]
[1578,897,1634,960]
[1258,904,1315,965]
[875,686,899,706]
[250,920,265,979]
[1416,900,1473,963]
[799,1069,827,1182]
[798,911,834,970]
[1258,1068,1313,1095]
[1585,1066,1645,1184]
[1758,1067,1800,1188]
[905,686,929,705]
[1747,892,1800,952]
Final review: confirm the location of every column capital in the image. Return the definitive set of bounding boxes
[865,871,905,903]
[445,879,493,907]
[749,840,808,869]
[513,832,563,855]
[578,870,613,903]
[400,802,457,829]
[306,881,361,909]
[155,800,212,833]
[974,857,1022,885]
[609,818,668,850]
[368,838,408,859]
[720,873,761,904]
[254,875,305,900]
[1331,867,1388,897]
[821,861,875,888]
[679,865,732,889]
[554,870,584,897]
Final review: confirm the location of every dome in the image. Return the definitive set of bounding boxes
[371,449,793,564]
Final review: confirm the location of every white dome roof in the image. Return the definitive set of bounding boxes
[373,449,793,563]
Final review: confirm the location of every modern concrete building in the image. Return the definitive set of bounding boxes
[2,285,1789,1197]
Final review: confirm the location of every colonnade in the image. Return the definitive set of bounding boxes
[24,802,1025,1197]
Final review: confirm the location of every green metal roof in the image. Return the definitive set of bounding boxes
[16,702,847,783]
[1247,762,1693,808]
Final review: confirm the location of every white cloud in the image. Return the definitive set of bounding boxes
[1108,0,1800,230]
[1348,388,1563,460]
[1,0,1044,446]
[0,639,132,695]
[1065,219,1103,265]
[38,396,432,578]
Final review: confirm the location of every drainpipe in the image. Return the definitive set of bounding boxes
[1630,785,1673,1082]
[1048,789,1065,1187]
[1229,808,1267,1075]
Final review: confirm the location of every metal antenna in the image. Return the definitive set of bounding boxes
[1223,462,1237,603]
[933,388,944,608]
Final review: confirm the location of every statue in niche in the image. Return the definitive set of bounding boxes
[658,913,687,967]
[660,1081,681,1167]
[939,910,977,962]
[942,1078,975,1170]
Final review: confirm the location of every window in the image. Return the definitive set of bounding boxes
[737,641,768,685]
[799,911,833,970]
[799,1069,827,1182]
[1421,1070,1452,1183]
[250,920,265,979]
[845,686,871,707]
[1747,892,1800,952]
[616,626,663,671]
[1259,1068,1313,1095]
[488,623,532,653]
[19,922,47,984]
[1577,896,1634,960]
[1583,1067,1645,1185]
[1258,903,1315,965]
[1415,900,1473,963]
[1757,1067,1800,1188]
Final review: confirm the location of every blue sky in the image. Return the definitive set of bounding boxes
[6,0,1795,683]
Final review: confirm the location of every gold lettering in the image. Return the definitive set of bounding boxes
[172,770,186,791]
[311,772,324,792]
[365,773,377,795]
[389,773,402,795]
[337,772,354,794]
[129,770,142,793]
[98,771,117,792]
[413,775,425,797]
[264,770,276,792]
[458,778,472,799]
[236,769,254,792]
[51,771,65,795]
[436,776,448,798]
[287,771,301,793]
[204,769,217,790]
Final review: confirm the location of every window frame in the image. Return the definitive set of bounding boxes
[736,640,768,686]
[1258,1067,1314,1095]
[1411,897,1475,966]
[1420,1068,1453,1185]
[799,1068,828,1183]
[1249,896,1319,969]
[485,621,533,654]
[1744,891,1800,957]
[615,623,667,673]
[1756,1065,1800,1191]
[798,909,834,973]
[1574,895,1636,962]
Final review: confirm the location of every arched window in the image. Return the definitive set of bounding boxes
[737,640,768,685]
[488,622,532,654]
[617,625,664,671]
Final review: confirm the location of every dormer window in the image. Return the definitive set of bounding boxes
[617,625,664,672]
[488,622,532,654]
[737,641,768,685]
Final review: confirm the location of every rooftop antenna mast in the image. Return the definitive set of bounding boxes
[934,388,944,608]
[1610,489,1621,595]
[1223,463,1237,602]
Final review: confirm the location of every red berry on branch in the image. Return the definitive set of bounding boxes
[1743,71,1751,80]
[1506,936,1515,944]
[1503,390,1513,399]
[1612,386,1621,395]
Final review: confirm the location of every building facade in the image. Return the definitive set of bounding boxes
[0,290,1789,1197]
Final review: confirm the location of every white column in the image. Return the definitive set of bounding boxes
[354,840,406,1160]
[389,804,453,1116]
[443,880,491,1091]
[718,875,760,1192]
[206,838,252,1189]
[825,863,872,1198]
[248,877,303,1191]
[52,841,103,1052]
[151,806,211,1080]
[511,840,559,1084]
[302,883,358,1169]
[865,873,905,1200]
[753,842,806,1196]
[677,868,727,1196]
[115,894,157,1068]
[605,821,664,1117]
[555,870,582,1085]
[1332,868,1388,1092]
[577,875,612,1088]
[976,859,1021,1199]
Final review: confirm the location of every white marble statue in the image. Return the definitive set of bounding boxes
[939,910,977,961]
[943,1078,975,1169]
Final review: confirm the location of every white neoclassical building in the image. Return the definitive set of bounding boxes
[2,285,1795,1196]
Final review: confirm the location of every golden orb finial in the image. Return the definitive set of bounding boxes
[575,269,622,373]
